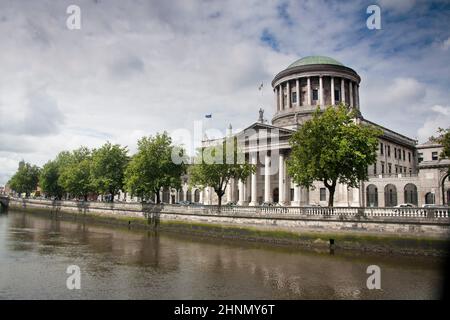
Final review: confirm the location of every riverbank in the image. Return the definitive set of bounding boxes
[7,198,450,256]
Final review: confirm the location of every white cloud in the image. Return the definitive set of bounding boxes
[418,105,450,143]
[442,37,450,50]
[0,0,448,184]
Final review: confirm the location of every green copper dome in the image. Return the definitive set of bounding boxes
[287,56,344,69]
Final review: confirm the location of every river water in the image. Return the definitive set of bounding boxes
[0,210,446,299]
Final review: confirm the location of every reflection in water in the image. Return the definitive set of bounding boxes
[0,210,445,299]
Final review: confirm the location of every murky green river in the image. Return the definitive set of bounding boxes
[0,210,446,299]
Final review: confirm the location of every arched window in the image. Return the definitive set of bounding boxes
[384,184,397,207]
[194,189,200,203]
[425,192,435,204]
[404,184,418,205]
[366,184,378,207]
[162,188,170,203]
[179,190,184,202]
[273,188,279,203]
[186,190,192,202]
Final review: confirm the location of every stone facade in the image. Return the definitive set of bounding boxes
[188,56,450,208]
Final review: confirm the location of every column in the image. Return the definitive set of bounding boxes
[307,77,311,105]
[278,153,285,205]
[169,189,173,204]
[300,187,310,206]
[238,179,246,205]
[341,78,346,105]
[183,189,187,202]
[349,81,353,108]
[291,184,301,207]
[275,88,278,111]
[319,76,323,107]
[331,77,335,105]
[296,79,300,106]
[199,189,203,204]
[356,84,360,109]
[249,153,258,206]
[264,154,271,203]
[351,186,360,207]
[226,180,232,203]
[278,84,283,111]
[286,81,291,109]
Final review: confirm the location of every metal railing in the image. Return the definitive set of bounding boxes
[8,197,450,220]
[158,203,450,220]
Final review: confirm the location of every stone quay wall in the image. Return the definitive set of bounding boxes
[7,197,450,239]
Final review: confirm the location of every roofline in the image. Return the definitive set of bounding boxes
[361,118,417,146]
[272,64,361,87]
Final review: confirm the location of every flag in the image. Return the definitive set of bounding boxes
[205,114,212,118]
[258,82,263,90]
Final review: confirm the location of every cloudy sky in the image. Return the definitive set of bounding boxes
[0,0,449,185]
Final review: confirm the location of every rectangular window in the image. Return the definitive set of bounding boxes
[373,162,377,175]
[381,161,385,174]
[403,150,406,161]
[312,89,319,101]
[388,163,392,174]
[394,147,397,159]
[418,153,423,163]
[290,188,294,201]
[320,188,326,201]
[334,89,340,102]
[292,92,297,104]
[432,151,438,160]
[408,152,411,162]
[395,165,398,174]
[387,146,391,157]
[380,142,384,154]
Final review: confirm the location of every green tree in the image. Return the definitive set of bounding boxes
[188,137,255,208]
[124,132,186,202]
[58,147,93,201]
[287,105,382,207]
[39,160,64,199]
[430,127,450,173]
[8,161,40,197]
[91,142,129,202]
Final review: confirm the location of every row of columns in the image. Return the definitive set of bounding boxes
[242,152,308,206]
[276,76,359,110]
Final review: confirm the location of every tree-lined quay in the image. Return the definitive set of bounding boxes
[5,106,450,208]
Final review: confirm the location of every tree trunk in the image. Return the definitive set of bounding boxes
[156,191,161,204]
[328,187,335,207]
[110,190,114,203]
[324,179,337,207]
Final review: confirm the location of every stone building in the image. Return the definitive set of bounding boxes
[170,56,450,207]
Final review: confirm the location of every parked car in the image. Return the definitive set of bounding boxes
[177,201,193,206]
[394,203,416,208]
[422,204,440,208]
[261,202,282,207]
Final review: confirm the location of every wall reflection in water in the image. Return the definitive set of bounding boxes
[0,211,445,299]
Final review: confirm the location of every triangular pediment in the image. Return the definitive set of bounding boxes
[235,122,295,138]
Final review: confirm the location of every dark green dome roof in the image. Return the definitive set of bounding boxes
[287,56,344,69]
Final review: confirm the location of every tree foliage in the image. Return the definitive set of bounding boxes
[39,160,64,199]
[124,132,186,202]
[8,161,40,196]
[58,147,93,200]
[430,127,450,174]
[188,137,255,208]
[287,105,382,206]
[91,142,129,201]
